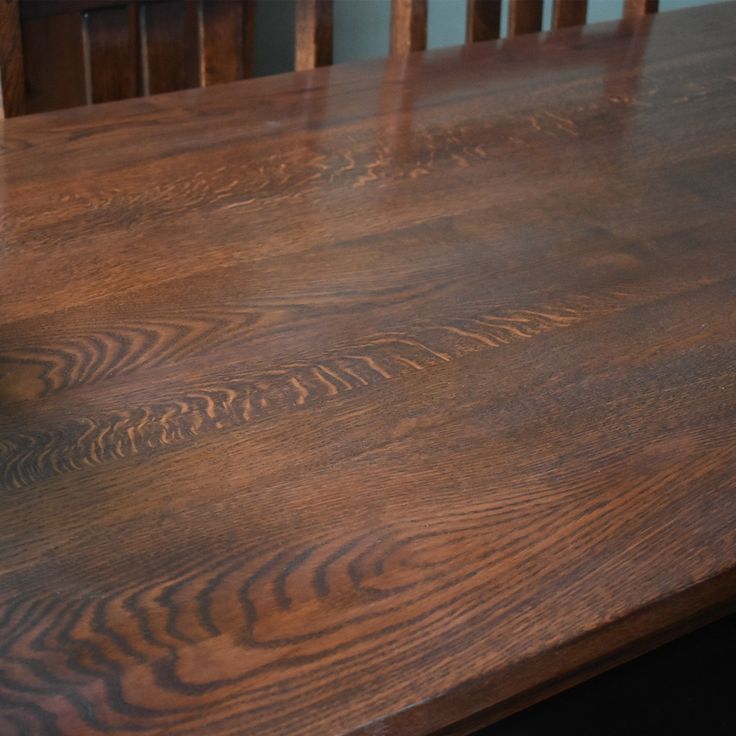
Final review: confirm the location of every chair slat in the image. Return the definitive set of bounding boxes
[552,0,588,29]
[295,0,333,71]
[0,0,26,118]
[390,0,427,56]
[466,0,501,43]
[623,0,659,20]
[508,0,543,36]
[243,0,256,79]
[82,3,139,104]
[22,11,87,114]
[200,0,247,84]
[140,0,199,95]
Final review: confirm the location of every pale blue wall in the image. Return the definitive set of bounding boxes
[254,0,730,76]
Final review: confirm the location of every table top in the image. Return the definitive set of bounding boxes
[1,3,735,735]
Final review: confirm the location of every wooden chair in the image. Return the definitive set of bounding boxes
[0,0,256,117]
[1,0,659,119]
[300,0,659,67]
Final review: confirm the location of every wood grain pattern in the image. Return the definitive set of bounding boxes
[390,0,427,55]
[552,0,588,29]
[508,0,543,35]
[466,0,501,43]
[0,3,735,735]
[295,0,333,71]
[0,0,25,118]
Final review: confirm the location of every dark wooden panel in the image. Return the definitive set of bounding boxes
[390,0,427,55]
[508,0,543,35]
[82,3,140,104]
[200,0,247,85]
[20,0,137,20]
[623,0,659,19]
[140,0,199,95]
[21,11,86,113]
[0,4,735,736]
[0,0,25,117]
[295,0,333,71]
[552,0,587,29]
[466,0,501,42]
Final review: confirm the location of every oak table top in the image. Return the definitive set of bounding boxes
[1,4,736,735]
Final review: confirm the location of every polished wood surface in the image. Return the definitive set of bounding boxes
[1,3,735,735]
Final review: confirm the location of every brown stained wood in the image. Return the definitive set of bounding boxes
[295,0,333,71]
[82,3,139,104]
[466,0,501,43]
[20,10,86,113]
[623,0,659,20]
[200,0,245,85]
[552,0,587,29]
[0,3,736,735]
[390,0,427,56]
[140,0,199,95]
[508,0,543,35]
[10,0,251,116]
[19,0,139,20]
[242,0,255,78]
[0,0,25,118]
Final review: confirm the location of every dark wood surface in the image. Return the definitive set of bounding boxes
[1,3,735,735]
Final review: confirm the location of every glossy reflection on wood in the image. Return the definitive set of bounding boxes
[1,4,736,736]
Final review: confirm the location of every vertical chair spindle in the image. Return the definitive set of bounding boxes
[466,0,502,42]
[390,0,427,56]
[295,0,333,71]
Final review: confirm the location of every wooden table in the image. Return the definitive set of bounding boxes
[1,4,735,734]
